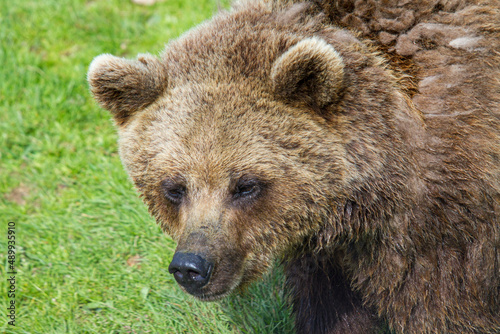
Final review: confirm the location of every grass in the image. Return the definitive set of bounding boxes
[0,0,294,332]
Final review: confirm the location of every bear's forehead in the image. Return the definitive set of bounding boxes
[125,93,283,162]
[120,83,327,185]
[138,90,281,153]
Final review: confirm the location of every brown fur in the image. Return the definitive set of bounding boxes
[88,0,500,333]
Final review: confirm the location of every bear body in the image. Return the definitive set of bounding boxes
[88,0,500,333]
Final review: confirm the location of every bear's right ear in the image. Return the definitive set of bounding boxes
[87,53,168,126]
[270,38,345,110]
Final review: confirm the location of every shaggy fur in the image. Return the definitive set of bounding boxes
[88,0,499,333]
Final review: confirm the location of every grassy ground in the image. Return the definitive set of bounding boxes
[0,0,294,332]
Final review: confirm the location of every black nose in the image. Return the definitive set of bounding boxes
[168,252,213,291]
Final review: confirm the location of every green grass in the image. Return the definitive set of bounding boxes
[0,0,294,332]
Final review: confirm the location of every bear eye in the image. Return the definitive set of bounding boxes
[233,178,261,201]
[161,180,186,204]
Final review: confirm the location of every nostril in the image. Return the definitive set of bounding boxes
[188,270,202,281]
[168,252,213,290]
[173,270,184,281]
[172,269,204,283]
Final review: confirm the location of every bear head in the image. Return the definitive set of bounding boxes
[88,7,416,300]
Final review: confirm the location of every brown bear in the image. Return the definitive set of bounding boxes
[87,0,500,333]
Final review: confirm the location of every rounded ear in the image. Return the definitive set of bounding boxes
[87,53,168,126]
[270,37,345,109]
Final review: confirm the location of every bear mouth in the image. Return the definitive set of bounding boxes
[182,270,244,302]
[191,290,233,302]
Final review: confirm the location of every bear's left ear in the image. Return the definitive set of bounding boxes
[87,53,168,126]
[270,38,345,109]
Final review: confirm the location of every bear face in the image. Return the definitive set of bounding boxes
[109,59,349,299]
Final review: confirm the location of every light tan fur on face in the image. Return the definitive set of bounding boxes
[115,80,348,300]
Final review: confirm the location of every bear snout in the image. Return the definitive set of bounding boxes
[168,252,214,293]
[171,230,250,300]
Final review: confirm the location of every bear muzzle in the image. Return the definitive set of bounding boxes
[168,252,214,294]
[169,228,251,300]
